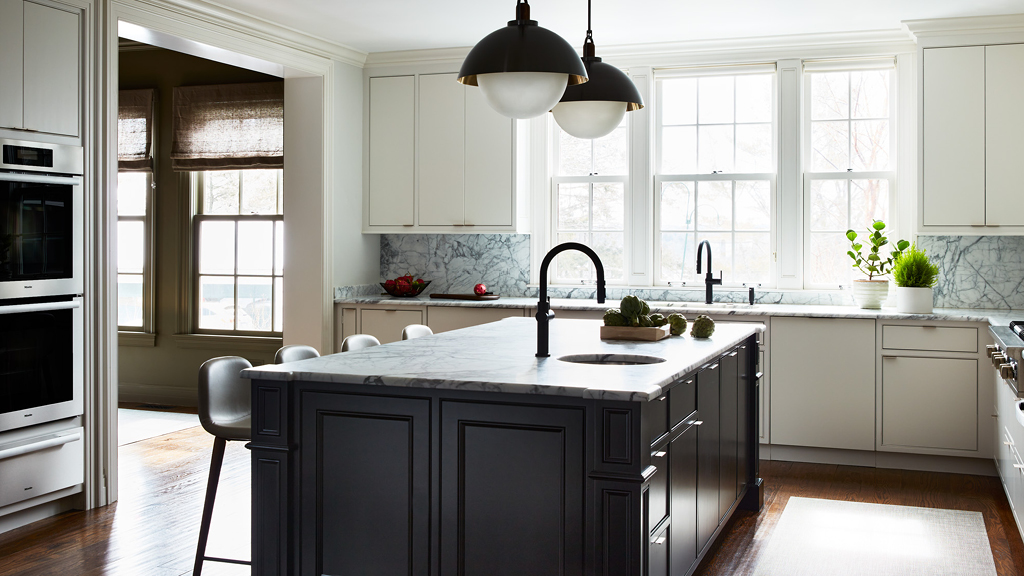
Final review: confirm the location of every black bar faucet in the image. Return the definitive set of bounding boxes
[536,242,606,358]
[696,240,722,305]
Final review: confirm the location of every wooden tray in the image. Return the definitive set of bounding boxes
[430,293,501,301]
[600,325,671,342]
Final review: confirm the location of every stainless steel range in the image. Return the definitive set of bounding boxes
[989,322,1024,397]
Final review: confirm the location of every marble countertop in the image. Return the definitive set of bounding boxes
[242,317,762,402]
[334,294,1017,326]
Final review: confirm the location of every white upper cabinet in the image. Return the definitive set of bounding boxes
[0,1,80,137]
[921,43,1024,229]
[364,72,517,233]
[368,75,415,226]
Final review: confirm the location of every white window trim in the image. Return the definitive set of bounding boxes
[801,67,898,290]
[549,174,631,284]
[117,171,155,333]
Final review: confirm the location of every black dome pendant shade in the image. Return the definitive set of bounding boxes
[457,0,589,87]
[559,34,643,112]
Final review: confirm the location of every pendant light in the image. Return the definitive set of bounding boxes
[459,0,588,120]
[552,0,644,139]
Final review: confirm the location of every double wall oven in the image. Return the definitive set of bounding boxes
[0,138,84,437]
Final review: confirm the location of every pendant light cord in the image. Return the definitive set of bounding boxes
[583,0,595,58]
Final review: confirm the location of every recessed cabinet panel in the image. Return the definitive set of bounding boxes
[882,356,977,451]
[23,2,79,136]
[986,44,1024,226]
[368,76,415,226]
[0,0,23,130]
[418,73,465,226]
[426,306,524,334]
[360,308,423,344]
[465,87,514,227]
[696,364,720,552]
[922,46,986,227]
[670,422,698,576]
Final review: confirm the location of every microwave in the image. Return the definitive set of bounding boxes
[0,138,84,300]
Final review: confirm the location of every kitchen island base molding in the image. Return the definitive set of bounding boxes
[247,332,761,576]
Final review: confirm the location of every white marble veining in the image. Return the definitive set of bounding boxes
[380,234,531,296]
[242,318,762,402]
[919,236,1024,310]
[334,284,381,299]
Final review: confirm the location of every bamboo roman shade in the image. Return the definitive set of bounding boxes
[171,81,284,171]
[118,89,156,172]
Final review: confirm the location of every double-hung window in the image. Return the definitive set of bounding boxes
[117,88,155,331]
[804,64,895,288]
[654,68,776,287]
[194,169,283,335]
[551,116,629,283]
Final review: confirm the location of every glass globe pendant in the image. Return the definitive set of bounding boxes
[459,0,588,120]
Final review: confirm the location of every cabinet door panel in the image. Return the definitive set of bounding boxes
[23,2,79,136]
[986,44,1024,226]
[922,46,986,226]
[670,422,698,576]
[719,351,738,521]
[301,393,430,576]
[736,344,752,496]
[440,401,584,576]
[882,356,977,451]
[696,363,720,552]
[360,308,424,344]
[0,0,23,130]
[464,87,514,226]
[770,317,876,451]
[426,306,524,334]
[418,73,465,226]
[369,76,415,226]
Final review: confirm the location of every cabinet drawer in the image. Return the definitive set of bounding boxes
[882,325,978,353]
[648,522,669,576]
[669,376,696,428]
[882,357,978,451]
[643,393,668,447]
[360,308,424,344]
[0,427,83,508]
[426,306,524,333]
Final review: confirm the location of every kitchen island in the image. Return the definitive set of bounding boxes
[244,317,763,576]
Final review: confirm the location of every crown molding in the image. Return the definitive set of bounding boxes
[130,0,368,67]
[364,28,916,72]
[903,13,1024,48]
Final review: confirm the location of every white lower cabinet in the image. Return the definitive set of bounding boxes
[996,376,1024,537]
[770,317,876,451]
[426,307,524,333]
[881,356,978,451]
[360,308,424,345]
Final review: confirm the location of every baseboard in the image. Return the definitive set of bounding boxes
[0,486,81,535]
[763,444,998,476]
[118,382,198,407]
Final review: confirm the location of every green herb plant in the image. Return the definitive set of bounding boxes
[892,244,939,288]
[846,220,910,280]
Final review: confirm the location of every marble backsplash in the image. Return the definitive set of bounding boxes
[332,234,1021,309]
[917,235,1024,309]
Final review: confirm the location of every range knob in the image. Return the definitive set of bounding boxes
[993,353,1007,367]
[987,345,1000,358]
[1000,363,1016,380]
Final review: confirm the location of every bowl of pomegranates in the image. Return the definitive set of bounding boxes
[381,275,430,297]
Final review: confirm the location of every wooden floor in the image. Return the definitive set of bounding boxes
[1,424,1023,575]
[694,460,1024,576]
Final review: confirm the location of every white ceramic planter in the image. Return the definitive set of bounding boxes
[852,279,889,309]
[896,286,934,314]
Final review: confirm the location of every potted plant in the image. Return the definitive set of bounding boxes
[892,243,939,314]
[846,221,909,309]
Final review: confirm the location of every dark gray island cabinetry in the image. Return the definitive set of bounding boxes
[244,318,763,576]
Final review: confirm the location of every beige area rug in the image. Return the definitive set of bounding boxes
[118,408,200,446]
[751,497,998,576]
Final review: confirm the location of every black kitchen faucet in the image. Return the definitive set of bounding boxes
[536,242,606,358]
[696,240,722,305]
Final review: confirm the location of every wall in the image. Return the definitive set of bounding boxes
[118,46,281,405]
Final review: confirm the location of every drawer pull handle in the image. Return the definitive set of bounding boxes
[1006,441,1015,446]
[0,431,81,461]
[688,420,704,427]
[1014,464,1024,470]
[652,450,666,458]
[652,535,666,545]
[658,396,667,402]
[709,364,719,370]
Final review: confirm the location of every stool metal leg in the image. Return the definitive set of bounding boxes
[194,436,226,576]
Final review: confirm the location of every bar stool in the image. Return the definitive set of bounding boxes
[194,356,253,576]
[402,324,433,340]
[275,344,320,363]
[341,334,381,351]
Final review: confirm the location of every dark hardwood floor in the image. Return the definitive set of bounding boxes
[1,422,1022,575]
[694,460,1024,576]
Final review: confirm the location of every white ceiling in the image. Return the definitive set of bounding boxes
[209,0,1024,54]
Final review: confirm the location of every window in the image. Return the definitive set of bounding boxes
[804,67,895,288]
[655,71,775,287]
[551,116,629,283]
[117,172,151,329]
[194,169,283,334]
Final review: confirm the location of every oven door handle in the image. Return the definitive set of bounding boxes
[0,172,82,186]
[0,431,81,462]
[0,300,80,315]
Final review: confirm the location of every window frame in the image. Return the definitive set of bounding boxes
[116,171,155,333]
[190,169,284,337]
[802,66,898,290]
[653,69,779,288]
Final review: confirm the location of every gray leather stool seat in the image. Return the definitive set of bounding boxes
[194,356,253,575]
[341,334,381,351]
[402,324,433,340]
[275,344,320,364]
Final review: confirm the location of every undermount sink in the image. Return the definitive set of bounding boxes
[558,354,666,366]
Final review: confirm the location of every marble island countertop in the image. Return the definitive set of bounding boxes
[334,294,1018,326]
[242,318,762,402]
